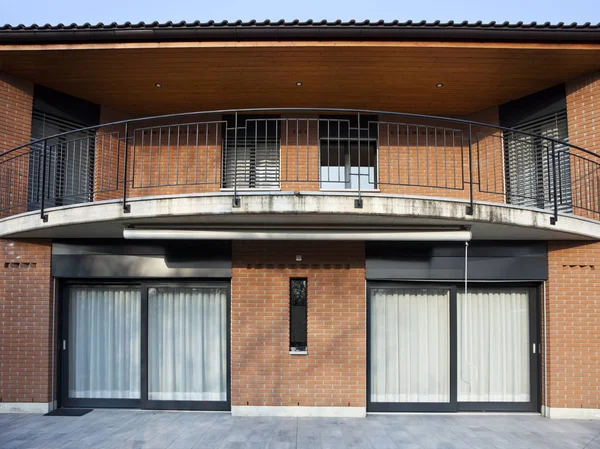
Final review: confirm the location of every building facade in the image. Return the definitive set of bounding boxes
[0,20,599,419]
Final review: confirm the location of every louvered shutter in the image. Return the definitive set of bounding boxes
[222,118,280,189]
[28,111,96,210]
[504,111,572,213]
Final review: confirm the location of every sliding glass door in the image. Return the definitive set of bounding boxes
[65,285,142,407]
[144,286,229,410]
[369,285,455,411]
[61,282,229,410]
[368,283,538,412]
[457,287,536,410]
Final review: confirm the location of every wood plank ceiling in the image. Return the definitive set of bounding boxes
[1,42,600,117]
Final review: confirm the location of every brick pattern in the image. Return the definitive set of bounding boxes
[0,239,54,404]
[231,241,366,407]
[377,107,504,203]
[88,109,503,204]
[545,241,600,410]
[0,73,33,218]
[566,72,600,220]
[567,72,600,155]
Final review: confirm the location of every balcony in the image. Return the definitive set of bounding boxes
[0,108,599,239]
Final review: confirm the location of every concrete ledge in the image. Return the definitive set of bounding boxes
[231,406,366,418]
[542,405,600,420]
[0,401,56,414]
[2,193,600,240]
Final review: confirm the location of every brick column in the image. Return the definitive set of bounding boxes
[0,239,55,413]
[566,71,600,220]
[0,73,34,218]
[231,241,366,416]
[544,241,600,419]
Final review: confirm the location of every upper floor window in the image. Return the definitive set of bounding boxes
[221,116,280,189]
[500,84,572,213]
[319,116,378,190]
[27,86,100,211]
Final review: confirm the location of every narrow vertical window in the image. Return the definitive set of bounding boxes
[290,278,308,352]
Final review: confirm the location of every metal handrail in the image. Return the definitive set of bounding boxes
[2,108,598,159]
[0,108,598,225]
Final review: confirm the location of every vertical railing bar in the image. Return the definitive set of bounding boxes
[40,139,48,221]
[500,132,506,203]
[452,130,457,189]
[356,112,362,207]
[443,128,448,188]
[386,123,390,185]
[433,127,438,188]
[233,112,240,207]
[467,123,474,215]
[275,119,280,187]
[551,141,558,224]
[167,126,172,186]
[115,132,120,193]
[416,125,420,186]
[491,132,497,194]
[477,134,482,193]
[395,124,399,185]
[156,127,162,187]
[185,124,190,184]
[557,150,563,204]
[406,124,410,186]
[284,119,288,183]
[425,125,430,187]
[546,145,552,204]
[214,122,219,185]
[197,123,202,185]
[140,129,145,188]
[75,139,83,201]
[122,122,130,213]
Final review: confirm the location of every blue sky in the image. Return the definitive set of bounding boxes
[2,0,599,26]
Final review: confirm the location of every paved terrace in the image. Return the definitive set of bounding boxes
[0,411,599,449]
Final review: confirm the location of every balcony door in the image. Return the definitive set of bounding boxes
[61,282,230,411]
[368,283,538,412]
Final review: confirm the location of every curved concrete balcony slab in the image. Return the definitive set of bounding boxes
[1,192,599,240]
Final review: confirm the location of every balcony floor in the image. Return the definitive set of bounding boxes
[1,409,600,449]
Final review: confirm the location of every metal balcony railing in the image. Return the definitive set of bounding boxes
[0,108,599,225]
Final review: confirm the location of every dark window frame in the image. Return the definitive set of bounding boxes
[366,281,540,413]
[221,115,281,189]
[289,278,308,352]
[318,115,379,191]
[59,279,231,412]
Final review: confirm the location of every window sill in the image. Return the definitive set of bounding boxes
[289,350,308,355]
[220,187,281,192]
[319,189,380,193]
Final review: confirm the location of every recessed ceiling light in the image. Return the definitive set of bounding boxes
[155,83,163,88]
[296,81,303,87]
[436,83,444,88]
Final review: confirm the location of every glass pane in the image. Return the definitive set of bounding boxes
[148,287,227,401]
[458,288,530,402]
[68,286,141,399]
[370,287,450,403]
[320,141,377,190]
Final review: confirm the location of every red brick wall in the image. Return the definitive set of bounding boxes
[566,71,600,220]
[377,107,503,203]
[0,73,34,218]
[231,241,366,407]
[89,109,505,205]
[545,241,600,409]
[0,239,54,404]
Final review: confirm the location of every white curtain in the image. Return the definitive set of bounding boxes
[148,287,227,401]
[68,286,141,399]
[370,287,450,403]
[458,288,530,402]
